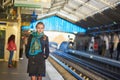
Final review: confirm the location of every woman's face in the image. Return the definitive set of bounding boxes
[36,24,44,33]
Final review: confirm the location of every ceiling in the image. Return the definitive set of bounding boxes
[0,0,120,30]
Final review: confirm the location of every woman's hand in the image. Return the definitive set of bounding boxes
[43,55,47,59]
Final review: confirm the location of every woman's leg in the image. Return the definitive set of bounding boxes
[8,51,14,67]
[37,76,42,80]
[31,76,36,80]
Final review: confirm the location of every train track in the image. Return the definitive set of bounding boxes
[49,54,103,80]
[49,50,120,80]
[49,41,120,80]
[50,54,103,80]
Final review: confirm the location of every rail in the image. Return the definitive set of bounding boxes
[53,50,120,80]
[50,54,84,80]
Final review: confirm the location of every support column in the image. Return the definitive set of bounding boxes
[4,7,21,61]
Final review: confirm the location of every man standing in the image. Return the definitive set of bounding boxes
[116,39,120,60]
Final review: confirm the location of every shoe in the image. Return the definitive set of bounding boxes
[19,57,23,60]
[8,64,12,68]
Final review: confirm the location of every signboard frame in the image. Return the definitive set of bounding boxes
[14,0,51,8]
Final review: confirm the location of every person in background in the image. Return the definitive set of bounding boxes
[19,36,24,60]
[101,40,106,56]
[98,37,103,55]
[93,40,98,54]
[7,34,17,68]
[25,22,49,80]
[109,41,114,59]
[84,40,88,52]
[116,39,120,60]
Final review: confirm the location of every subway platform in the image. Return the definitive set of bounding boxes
[0,56,64,80]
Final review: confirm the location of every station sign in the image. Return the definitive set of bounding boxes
[14,0,51,8]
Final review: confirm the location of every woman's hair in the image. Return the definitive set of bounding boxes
[36,22,45,28]
[8,34,15,43]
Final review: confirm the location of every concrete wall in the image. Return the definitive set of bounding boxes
[44,31,75,44]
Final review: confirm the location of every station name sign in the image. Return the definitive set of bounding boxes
[14,0,51,8]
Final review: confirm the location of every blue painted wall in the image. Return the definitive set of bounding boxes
[22,16,86,33]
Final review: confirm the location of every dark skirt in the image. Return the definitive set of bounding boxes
[27,53,46,77]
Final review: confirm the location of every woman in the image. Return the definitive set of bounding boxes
[25,22,49,80]
[19,36,25,60]
[7,34,17,68]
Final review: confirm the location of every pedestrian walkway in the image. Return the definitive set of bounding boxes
[0,56,64,80]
